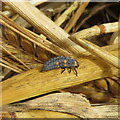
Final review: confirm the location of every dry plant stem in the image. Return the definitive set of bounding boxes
[55,2,79,26]
[31,2,78,45]
[0,12,70,57]
[2,10,14,17]
[1,58,24,72]
[4,1,86,55]
[106,8,118,20]
[11,14,19,21]
[109,31,118,45]
[0,63,20,73]
[1,17,57,55]
[102,43,119,52]
[69,37,120,69]
[3,1,45,17]
[64,1,89,32]
[103,22,119,33]
[92,104,119,118]
[0,48,118,105]
[1,14,70,55]
[71,22,119,39]
[3,93,100,118]
[111,76,119,81]
[27,28,71,57]
[0,62,21,73]
[2,46,30,70]
[2,38,42,65]
[1,110,77,119]
[30,0,46,6]
[2,105,119,118]
[3,57,28,71]
[75,3,112,31]
[13,3,67,28]
[2,110,77,119]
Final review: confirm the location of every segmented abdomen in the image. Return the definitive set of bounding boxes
[42,56,79,71]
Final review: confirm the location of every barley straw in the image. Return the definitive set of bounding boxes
[55,2,79,26]
[109,31,119,45]
[71,22,119,39]
[69,36,120,69]
[2,46,30,70]
[0,60,21,73]
[0,11,70,57]
[4,1,86,55]
[64,1,90,32]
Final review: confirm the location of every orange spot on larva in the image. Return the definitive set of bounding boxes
[74,61,77,66]
[64,64,67,67]
[56,62,59,65]
[63,60,67,63]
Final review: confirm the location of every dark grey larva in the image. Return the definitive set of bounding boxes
[41,56,79,76]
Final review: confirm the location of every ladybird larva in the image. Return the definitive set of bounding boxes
[41,56,79,76]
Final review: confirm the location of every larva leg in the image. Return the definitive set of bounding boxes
[73,68,78,76]
[67,68,71,73]
[61,68,65,74]
[72,68,78,76]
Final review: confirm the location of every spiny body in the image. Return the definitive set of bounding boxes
[41,56,79,76]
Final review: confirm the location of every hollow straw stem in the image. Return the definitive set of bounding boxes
[69,37,120,69]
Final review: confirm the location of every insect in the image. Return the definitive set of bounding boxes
[41,56,79,76]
